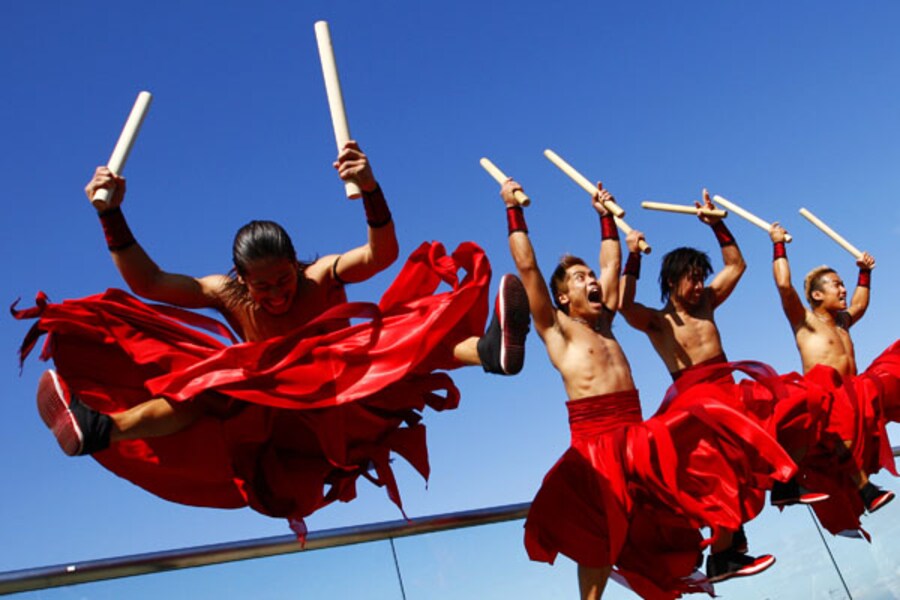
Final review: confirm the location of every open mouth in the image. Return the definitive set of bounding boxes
[587,289,602,303]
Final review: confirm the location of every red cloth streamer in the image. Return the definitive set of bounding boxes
[13,241,491,532]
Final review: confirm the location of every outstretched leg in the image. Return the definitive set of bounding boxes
[37,369,205,456]
[453,274,530,375]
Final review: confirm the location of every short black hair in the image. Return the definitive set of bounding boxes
[550,254,587,314]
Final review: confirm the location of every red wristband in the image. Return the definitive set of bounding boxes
[506,206,528,234]
[773,241,786,260]
[362,185,392,228]
[600,214,618,240]
[623,252,641,278]
[712,221,735,247]
[98,207,136,251]
[858,268,871,288]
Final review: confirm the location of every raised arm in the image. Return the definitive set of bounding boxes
[618,228,658,331]
[594,184,621,314]
[85,167,225,308]
[501,180,561,345]
[329,141,400,284]
[847,252,874,326]
[701,189,746,307]
[769,223,806,330]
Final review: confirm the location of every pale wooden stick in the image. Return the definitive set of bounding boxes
[479,158,530,206]
[614,216,651,254]
[798,208,864,260]
[712,194,792,243]
[641,201,727,218]
[314,21,361,199]
[92,91,153,208]
[543,149,625,217]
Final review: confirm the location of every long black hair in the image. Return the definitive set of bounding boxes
[658,247,712,303]
[224,220,309,304]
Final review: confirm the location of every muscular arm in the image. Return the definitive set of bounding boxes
[595,185,620,314]
[618,229,657,332]
[501,181,563,349]
[769,223,806,331]
[86,167,224,308]
[847,252,875,326]
[329,141,400,285]
[701,190,745,307]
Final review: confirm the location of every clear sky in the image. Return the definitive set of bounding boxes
[2,2,900,598]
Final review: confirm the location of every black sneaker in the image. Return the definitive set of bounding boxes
[730,525,748,554]
[771,478,830,506]
[860,482,895,513]
[476,274,530,375]
[706,550,776,583]
[36,370,112,456]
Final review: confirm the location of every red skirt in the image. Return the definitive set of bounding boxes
[523,388,795,600]
[12,241,490,532]
[663,347,900,535]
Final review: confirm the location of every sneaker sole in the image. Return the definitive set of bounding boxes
[771,492,830,507]
[867,491,895,513]
[36,370,83,456]
[498,274,529,375]
[708,555,776,583]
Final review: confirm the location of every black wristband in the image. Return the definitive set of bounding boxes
[98,206,136,252]
[362,185,392,228]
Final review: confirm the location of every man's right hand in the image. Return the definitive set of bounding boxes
[500,179,524,207]
[85,166,126,210]
[626,229,645,254]
[769,222,789,244]
[591,182,614,216]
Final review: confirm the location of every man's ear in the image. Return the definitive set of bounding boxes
[557,293,569,309]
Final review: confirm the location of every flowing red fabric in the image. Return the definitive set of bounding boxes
[524,388,795,600]
[665,346,900,535]
[12,241,490,531]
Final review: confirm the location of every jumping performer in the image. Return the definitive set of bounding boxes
[495,179,793,599]
[769,222,899,529]
[15,141,530,531]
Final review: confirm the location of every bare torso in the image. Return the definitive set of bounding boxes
[216,255,348,343]
[795,310,856,378]
[644,294,725,374]
[549,311,635,401]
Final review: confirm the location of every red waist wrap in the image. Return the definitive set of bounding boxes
[524,386,794,600]
[12,241,490,534]
[568,389,642,442]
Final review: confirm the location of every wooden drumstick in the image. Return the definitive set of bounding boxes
[543,149,625,218]
[314,21,361,199]
[91,91,153,208]
[615,216,651,254]
[641,201,727,219]
[798,208,864,261]
[479,158,530,206]
[712,194,793,243]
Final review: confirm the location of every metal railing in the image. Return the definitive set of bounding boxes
[0,502,530,595]
[4,447,898,595]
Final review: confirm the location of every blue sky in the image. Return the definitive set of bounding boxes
[3,2,900,598]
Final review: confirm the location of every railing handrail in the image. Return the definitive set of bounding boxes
[0,502,530,595]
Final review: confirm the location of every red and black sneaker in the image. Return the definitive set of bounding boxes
[860,482,895,513]
[37,370,84,456]
[36,370,111,456]
[770,478,830,506]
[706,550,776,583]
[476,274,530,375]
